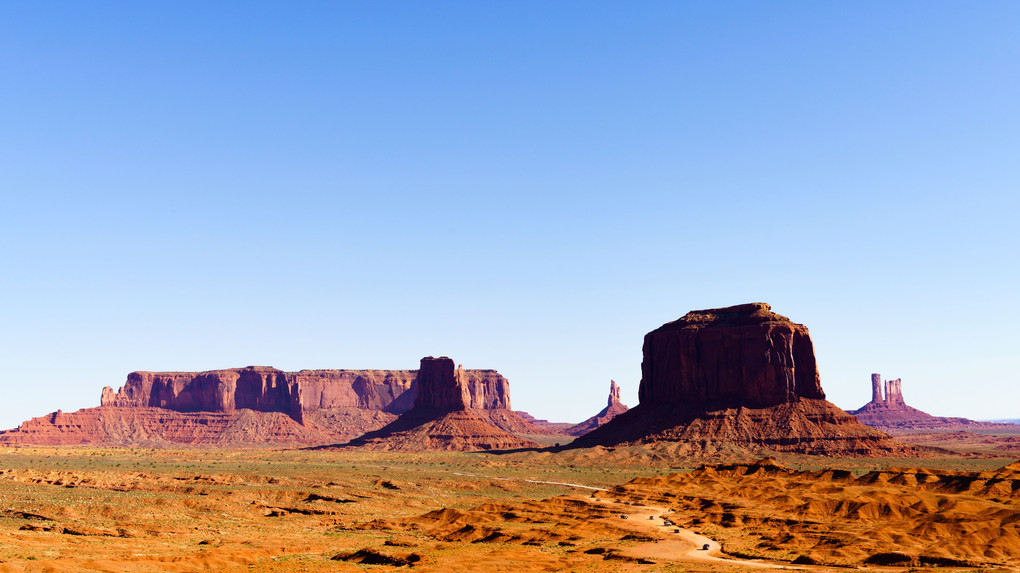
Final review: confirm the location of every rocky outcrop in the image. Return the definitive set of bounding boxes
[331,357,538,452]
[638,303,824,408]
[572,303,915,456]
[565,380,629,436]
[100,364,512,422]
[849,374,1011,432]
[412,358,512,411]
[2,360,519,447]
[413,357,466,410]
[100,367,423,421]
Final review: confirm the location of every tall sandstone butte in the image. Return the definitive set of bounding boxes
[334,356,540,452]
[572,303,914,456]
[638,303,824,407]
[849,373,1010,431]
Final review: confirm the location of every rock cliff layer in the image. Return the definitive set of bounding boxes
[101,364,512,422]
[638,303,824,408]
[3,359,517,447]
[328,356,538,452]
[573,303,915,456]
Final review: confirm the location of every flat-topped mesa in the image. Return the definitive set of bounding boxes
[3,358,521,448]
[638,302,824,409]
[98,362,513,424]
[100,367,417,423]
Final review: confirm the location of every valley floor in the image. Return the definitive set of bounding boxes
[0,441,1016,572]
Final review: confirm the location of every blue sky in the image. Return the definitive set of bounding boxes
[2,1,1018,429]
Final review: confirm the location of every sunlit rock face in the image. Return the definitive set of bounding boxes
[638,302,824,409]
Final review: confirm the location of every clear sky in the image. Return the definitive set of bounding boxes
[2,1,1018,430]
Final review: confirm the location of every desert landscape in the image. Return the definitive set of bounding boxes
[2,303,1019,572]
[6,4,1017,571]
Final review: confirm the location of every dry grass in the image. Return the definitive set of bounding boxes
[0,435,1016,572]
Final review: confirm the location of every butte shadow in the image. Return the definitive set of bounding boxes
[569,303,916,456]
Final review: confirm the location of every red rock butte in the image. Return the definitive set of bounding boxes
[330,356,543,452]
[848,373,1012,431]
[572,303,915,456]
[0,359,528,447]
[564,380,629,437]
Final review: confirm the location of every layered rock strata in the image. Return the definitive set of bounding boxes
[0,361,519,447]
[100,365,512,422]
[565,380,629,436]
[849,374,1011,432]
[0,407,397,447]
[335,357,540,452]
[572,303,914,456]
[637,303,824,408]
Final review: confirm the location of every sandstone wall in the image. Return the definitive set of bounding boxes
[100,361,511,422]
[637,303,825,408]
[412,358,512,411]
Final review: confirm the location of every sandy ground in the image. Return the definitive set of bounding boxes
[0,446,1016,571]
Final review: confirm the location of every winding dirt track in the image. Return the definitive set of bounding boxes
[595,498,798,568]
[451,470,802,569]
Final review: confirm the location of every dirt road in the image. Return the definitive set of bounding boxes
[595,498,799,569]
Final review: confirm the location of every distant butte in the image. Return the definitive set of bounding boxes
[0,360,544,447]
[571,303,916,456]
[848,373,1012,432]
[332,357,542,452]
[564,380,629,436]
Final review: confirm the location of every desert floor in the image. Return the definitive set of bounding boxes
[0,434,1018,572]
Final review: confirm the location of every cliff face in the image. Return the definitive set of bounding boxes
[3,359,517,447]
[100,363,511,422]
[638,303,824,408]
[101,367,417,420]
[412,358,512,411]
[335,356,535,452]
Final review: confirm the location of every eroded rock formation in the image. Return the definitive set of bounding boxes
[0,360,520,447]
[572,303,915,456]
[565,380,629,437]
[333,356,539,452]
[849,374,1009,432]
[412,358,511,411]
[638,303,824,408]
